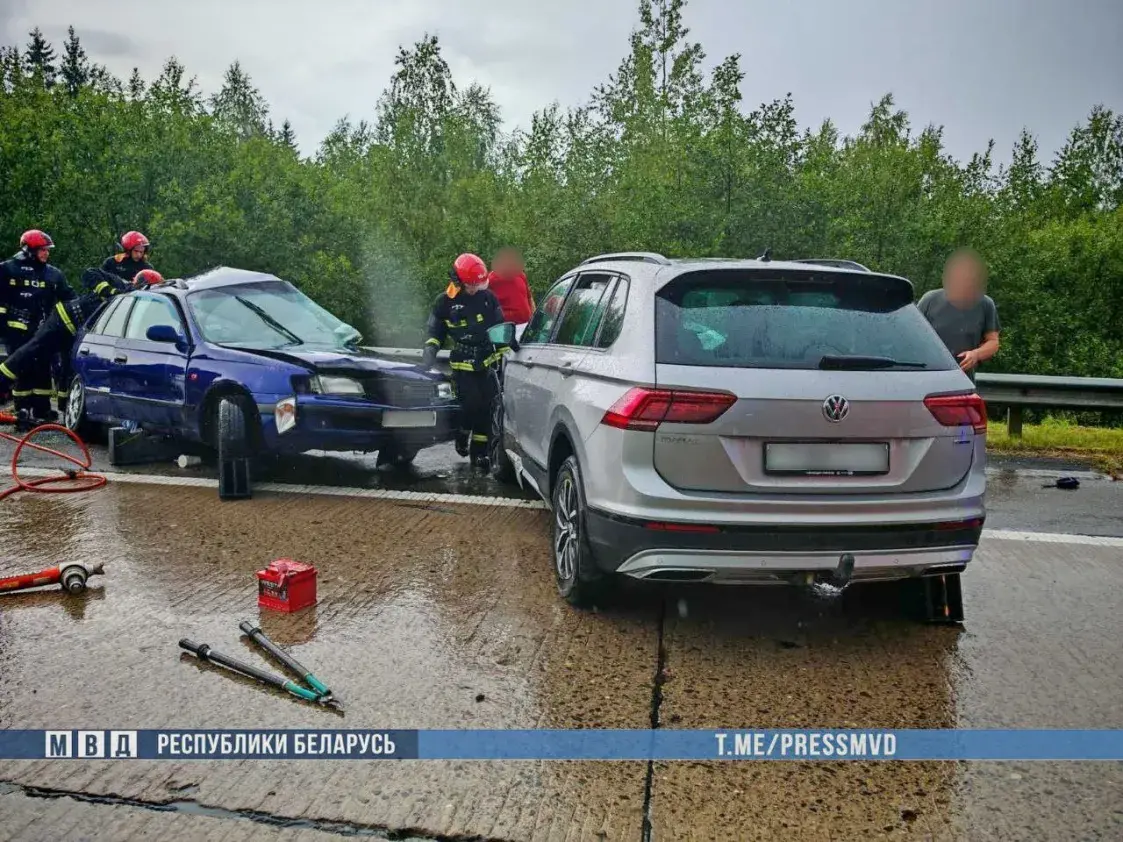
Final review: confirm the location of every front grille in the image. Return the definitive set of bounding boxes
[360,375,437,408]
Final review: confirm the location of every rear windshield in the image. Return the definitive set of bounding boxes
[655,269,956,371]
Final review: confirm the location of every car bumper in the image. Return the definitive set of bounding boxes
[584,508,980,584]
[258,397,461,453]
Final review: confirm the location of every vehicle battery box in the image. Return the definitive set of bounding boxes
[256,559,317,613]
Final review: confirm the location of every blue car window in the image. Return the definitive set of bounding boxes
[99,296,134,338]
[125,295,183,341]
[90,297,124,335]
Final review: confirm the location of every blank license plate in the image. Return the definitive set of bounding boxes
[764,442,889,476]
[381,410,437,428]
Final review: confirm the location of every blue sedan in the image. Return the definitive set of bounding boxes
[64,266,460,467]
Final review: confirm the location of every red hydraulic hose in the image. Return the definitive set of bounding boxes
[0,414,107,502]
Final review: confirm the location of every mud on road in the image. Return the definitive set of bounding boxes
[2,479,1122,841]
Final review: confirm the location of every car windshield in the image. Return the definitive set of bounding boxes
[187,280,361,349]
[656,269,957,371]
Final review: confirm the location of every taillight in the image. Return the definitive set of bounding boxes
[602,387,737,431]
[924,393,987,435]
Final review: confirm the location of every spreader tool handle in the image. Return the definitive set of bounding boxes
[239,620,331,698]
[179,638,321,703]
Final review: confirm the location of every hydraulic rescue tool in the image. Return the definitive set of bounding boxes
[179,623,342,709]
[239,620,339,705]
[0,562,104,594]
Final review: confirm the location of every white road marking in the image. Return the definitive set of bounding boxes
[10,467,1123,547]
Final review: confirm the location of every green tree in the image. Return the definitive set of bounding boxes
[59,26,89,96]
[25,27,56,87]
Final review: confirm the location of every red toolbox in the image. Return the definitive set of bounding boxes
[256,559,317,613]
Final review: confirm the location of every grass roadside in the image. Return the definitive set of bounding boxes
[986,418,1123,476]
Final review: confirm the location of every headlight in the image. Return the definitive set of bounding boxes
[313,375,365,396]
[275,397,297,434]
[437,381,454,400]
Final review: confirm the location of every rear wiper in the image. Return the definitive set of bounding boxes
[817,354,927,370]
[234,296,303,346]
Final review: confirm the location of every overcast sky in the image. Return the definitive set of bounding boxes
[4,0,1121,165]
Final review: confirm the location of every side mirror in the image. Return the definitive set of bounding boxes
[487,322,516,345]
[146,324,183,344]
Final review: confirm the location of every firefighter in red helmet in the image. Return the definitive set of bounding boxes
[0,230,75,418]
[102,230,155,282]
[1,267,161,427]
[420,253,513,470]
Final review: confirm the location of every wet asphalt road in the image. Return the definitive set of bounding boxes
[1,437,1123,840]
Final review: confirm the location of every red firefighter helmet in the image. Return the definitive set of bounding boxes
[450,253,488,285]
[120,231,150,252]
[20,230,54,253]
[133,269,163,287]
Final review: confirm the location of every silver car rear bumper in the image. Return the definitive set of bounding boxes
[615,546,975,584]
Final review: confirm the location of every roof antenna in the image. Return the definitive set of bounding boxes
[757,247,772,263]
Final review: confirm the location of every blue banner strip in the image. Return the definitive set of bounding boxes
[2,729,1122,761]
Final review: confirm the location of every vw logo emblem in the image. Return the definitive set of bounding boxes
[822,395,849,423]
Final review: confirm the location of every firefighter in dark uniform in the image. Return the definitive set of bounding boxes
[102,230,154,282]
[0,230,74,420]
[421,253,512,470]
[0,268,164,428]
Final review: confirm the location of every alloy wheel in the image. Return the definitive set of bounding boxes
[554,475,579,581]
[65,379,84,430]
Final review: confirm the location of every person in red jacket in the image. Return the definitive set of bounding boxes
[488,247,534,338]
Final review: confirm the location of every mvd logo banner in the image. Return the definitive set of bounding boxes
[46,731,139,759]
[1,729,1122,761]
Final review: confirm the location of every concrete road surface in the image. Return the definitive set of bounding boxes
[1,435,1122,840]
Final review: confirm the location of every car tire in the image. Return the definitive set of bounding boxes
[216,396,254,498]
[63,375,105,443]
[490,398,517,485]
[552,455,610,607]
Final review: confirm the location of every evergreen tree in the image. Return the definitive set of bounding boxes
[59,26,90,95]
[25,27,56,87]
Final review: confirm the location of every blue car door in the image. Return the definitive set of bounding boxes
[111,292,190,428]
[74,295,134,421]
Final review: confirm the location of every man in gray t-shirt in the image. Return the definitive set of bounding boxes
[918,248,1001,381]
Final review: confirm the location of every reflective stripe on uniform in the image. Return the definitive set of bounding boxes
[425,337,441,347]
[449,361,477,372]
[444,319,468,328]
[94,281,111,296]
[471,434,489,443]
[6,321,27,331]
[0,363,15,379]
[482,347,510,368]
[56,301,77,335]
[0,305,6,314]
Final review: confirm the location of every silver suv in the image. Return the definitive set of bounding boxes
[496,253,986,618]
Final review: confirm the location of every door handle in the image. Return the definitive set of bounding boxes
[113,354,127,363]
[78,347,90,356]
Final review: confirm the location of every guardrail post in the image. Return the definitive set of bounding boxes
[1006,407,1024,438]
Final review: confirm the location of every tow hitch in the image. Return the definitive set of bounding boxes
[798,553,856,594]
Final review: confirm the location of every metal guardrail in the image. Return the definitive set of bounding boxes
[369,348,1123,437]
[975,373,1123,436]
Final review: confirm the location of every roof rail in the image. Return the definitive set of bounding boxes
[792,258,872,272]
[580,251,671,267]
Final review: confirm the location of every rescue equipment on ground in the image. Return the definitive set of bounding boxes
[179,621,341,709]
[239,620,339,706]
[0,415,107,501]
[257,559,317,613]
[0,562,104,594]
